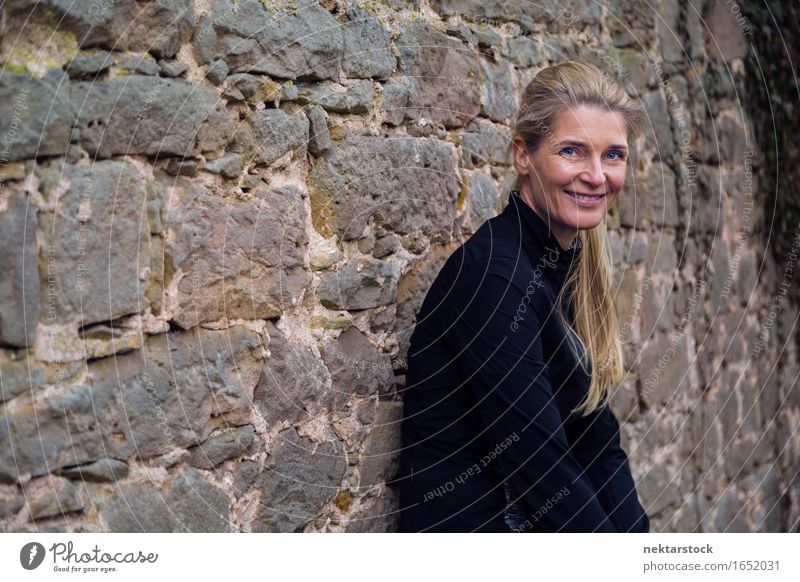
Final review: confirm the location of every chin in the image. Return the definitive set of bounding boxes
[571,218,603,232]
[568,208,613,232]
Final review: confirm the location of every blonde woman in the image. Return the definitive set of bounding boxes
[394,59,649,532]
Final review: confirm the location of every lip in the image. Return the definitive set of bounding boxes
[563,190,609,207]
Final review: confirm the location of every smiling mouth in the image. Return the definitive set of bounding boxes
[564,190,609,201]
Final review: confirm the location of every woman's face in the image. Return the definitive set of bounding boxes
[512,104,630,250]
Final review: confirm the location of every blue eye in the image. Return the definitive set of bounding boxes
[607,150,626,160]
[559,146,578,157]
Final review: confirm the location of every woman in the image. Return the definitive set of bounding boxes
[394,59,650,532]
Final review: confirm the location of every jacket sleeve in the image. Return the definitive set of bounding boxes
[569,402,650,532]
[441,259,618,532]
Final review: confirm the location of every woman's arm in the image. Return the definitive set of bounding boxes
[439,256,618,532]
[569,402,651,532]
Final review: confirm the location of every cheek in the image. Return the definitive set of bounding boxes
[608,167,628,190]
[547,161,577,186]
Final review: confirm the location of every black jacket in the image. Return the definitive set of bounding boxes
[393,190,650,533]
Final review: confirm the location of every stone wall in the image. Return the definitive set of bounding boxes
[0,0,797,532]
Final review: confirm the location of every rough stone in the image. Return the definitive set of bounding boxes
[391,243,460,371]
[306,105,332,156]
[640,275,678,334]
[101,467,230,532]
[502,36,544,68]
[159,60,189,78]
[206,60,230,85]
[641,90,674,165]
[733,249,758,303]
[657,0,684,65]
[359,401,403,487]
[117,54,161,75]
[616,162,646,229]
[689,165,724,234]
[428,0,553,33]
[646,233,678,273]
[480,58,517,124]
[252,427,346,532]
[615,47,658,91]
[25,475,83,521]
[341,6,396,80]
[717,380,741,446]
[644,161,680,227]
[37,160,149,327]
[318,258,398,311]
[163,176,310,327]
[201,152,243,179]
[707,0,750,62]
[472,26,502,49]
[0,189,39,348]
[70,75,233,158]
[60,458,129,483]
[165,158,199,176]
[320,326,396,405]
[0,71,73,161]
[6,0,195,58]
[66,50,113,78]
[379,76,413,126]
[723,432,774,482]
[396,22,482,129]
[0,484,25,519]
[187,425,256,469]
[103,482,173,531]
[310,249,342,271]
[223,74,281,104]
[257,326,326,410]
[253,321,331,427]
[297,81,375,115]
[466,171,499,231]
[231,107,309,167]
[708,238,733,314]
[635,463,679,516]
[373,235,401,259]
[460,118,513,168]
[667,496,701,532]
[606,0,656,48]
[0,353,82,403]
[713,487,751,532]
[444,21,476,47]
[0,325,264,482]
[697,116,749,166]
[197,0,342,80]
[613,267,642,341]
[308,136,459,241]
[345,485,399,532]
[638,333,690,409]
[608,229,624,265]
[624,230,648,264]
[544,36,579,61]
[752,465,782,532]
[609,378,640,423]
[232,459,259,495]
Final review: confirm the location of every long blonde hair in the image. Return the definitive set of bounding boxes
[510,59,646,416]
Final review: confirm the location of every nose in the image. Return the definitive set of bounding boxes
[580,156,606,189]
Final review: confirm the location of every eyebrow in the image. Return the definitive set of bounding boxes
[556,139,629,150]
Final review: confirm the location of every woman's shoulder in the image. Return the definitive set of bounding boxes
[443,213,531,276]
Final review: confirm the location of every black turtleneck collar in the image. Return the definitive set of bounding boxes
[504,190,583,278]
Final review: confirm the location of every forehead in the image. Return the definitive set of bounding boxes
[551,105,629,145]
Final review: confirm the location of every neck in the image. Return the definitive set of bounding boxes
[518,186,578,251]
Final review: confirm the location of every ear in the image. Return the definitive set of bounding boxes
[511,137,531,177]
